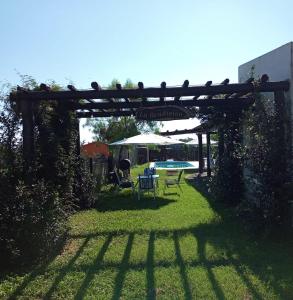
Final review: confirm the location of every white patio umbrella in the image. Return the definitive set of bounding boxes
[109,133,184,162]
[110,133,184,146]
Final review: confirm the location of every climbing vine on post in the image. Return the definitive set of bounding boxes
[241,91,290,225]
[0,79,96,267]
[209,113,244,205]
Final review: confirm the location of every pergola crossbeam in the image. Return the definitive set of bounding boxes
[91,81,114,103]
[73,97,254,111]
[174,80,189,102]
[10,77,290,121]
[116,83,134,114]
[67,85,96,113]
[160,81,166,102]
[77,110,134,118]
[11,80,289,102]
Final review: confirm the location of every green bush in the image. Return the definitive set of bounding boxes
[209,119,244,206]
[0,78,96,267]
[0,180,67,267]
[74,161,97,209]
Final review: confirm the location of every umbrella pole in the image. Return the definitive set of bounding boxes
[118,145,123,171]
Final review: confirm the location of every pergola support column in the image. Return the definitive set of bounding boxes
[206,133,211,177]
[274,91,289,180]
[89,158,93,174]
[75,118,80,156]
[198,133,203,173]
[218,128,224,160]
[21,99,34,184]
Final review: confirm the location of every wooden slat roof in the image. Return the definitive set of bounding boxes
[10,76,289,118]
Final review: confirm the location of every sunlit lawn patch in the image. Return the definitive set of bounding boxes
[1,164,293,299]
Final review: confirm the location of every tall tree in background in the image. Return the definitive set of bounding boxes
[85,79,160,143]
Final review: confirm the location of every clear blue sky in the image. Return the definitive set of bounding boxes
[0,0,292,141]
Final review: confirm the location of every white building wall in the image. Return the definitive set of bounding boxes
[238,42,293,182]
[238,42,293,83]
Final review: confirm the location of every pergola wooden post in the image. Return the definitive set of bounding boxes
[206,133,211,177]
[20,98,34,184]
[89,158,93,174]
[197,133,203,173]
[218,128,224,160]
[274,90,289,182]
[75,118,81,156]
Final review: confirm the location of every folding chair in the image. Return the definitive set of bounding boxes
[163,170,183,194]
[110,169,135,195]
[137,175,156,200]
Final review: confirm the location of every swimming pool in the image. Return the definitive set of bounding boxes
[149,161,198,170]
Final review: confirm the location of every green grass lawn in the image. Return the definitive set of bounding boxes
[1,164,293,299]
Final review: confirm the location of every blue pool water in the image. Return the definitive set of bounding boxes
[154,161,194,169]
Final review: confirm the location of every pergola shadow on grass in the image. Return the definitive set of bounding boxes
[96,190,176,212]
[185,178,293,299]
[3,166,293,299]
[6,222,293,299]
[5,188,293,300]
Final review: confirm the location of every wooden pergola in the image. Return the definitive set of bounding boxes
[10,75,289,179]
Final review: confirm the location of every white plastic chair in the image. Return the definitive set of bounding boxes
[163,170,183,194]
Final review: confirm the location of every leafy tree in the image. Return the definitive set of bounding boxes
[85,79,160,143]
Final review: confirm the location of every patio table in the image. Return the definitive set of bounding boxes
[136,174,160,188]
